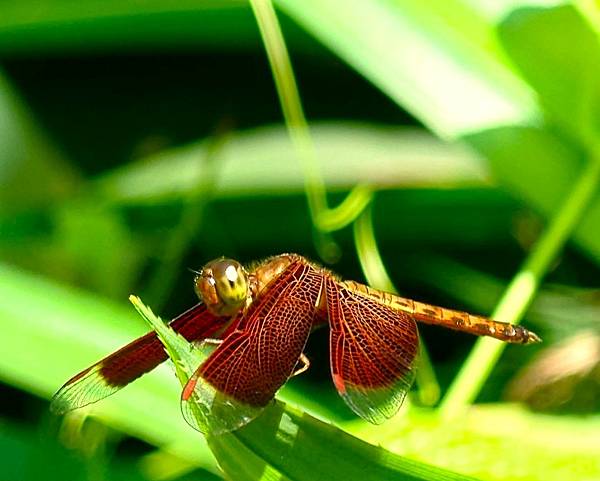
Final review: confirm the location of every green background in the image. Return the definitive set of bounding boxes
[1,1,599,480]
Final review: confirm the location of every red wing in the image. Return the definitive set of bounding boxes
[181,260,322,434]
[51,303,227,414]
[326,279,419,424]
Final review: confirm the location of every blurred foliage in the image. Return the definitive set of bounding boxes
[1,1,600,481]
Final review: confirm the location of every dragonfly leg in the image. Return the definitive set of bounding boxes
[191,338,224,360]
[292,353,310,377]
[192,337,223,349]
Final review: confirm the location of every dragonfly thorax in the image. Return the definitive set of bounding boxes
[194,258,249,317]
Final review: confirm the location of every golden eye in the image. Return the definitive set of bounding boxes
[194,258,248,316]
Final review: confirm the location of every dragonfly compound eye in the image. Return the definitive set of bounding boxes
[194,258,248,316]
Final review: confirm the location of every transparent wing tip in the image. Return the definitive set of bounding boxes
[180,374,263,436]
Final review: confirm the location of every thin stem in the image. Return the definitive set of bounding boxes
[250,0,325,220]
[318,184,374,232]
[440,153,600,419]
[249,0,371,239]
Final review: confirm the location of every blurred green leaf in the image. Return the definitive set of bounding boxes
[0,71,78,211]
[0,1,254,54]
[0,0,331,55]
[95,123,489,203]
[498,4,600,144]
[0,420,156,481]
[0,262,219,473]
[276,0,538,137]
[53,201,143,298]
[0,421,88,481]
[276,1,600,265]
[371,404,600,481]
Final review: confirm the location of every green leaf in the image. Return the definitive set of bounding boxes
[374,405,600,481]
[210,402,476,481]
[95,123,489,204]
[0,0,331,55]
[275,0,538,138]
[275,1,600,264]
[0,262,219,473]
[0,70,79,212]
[498,4,600,144]
[0,1,254,54]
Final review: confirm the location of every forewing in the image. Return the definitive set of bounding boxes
[51,303,226,414]
[181,260,322,435]
[326,279,419,424]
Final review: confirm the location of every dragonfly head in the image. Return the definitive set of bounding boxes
[194,258,249,316]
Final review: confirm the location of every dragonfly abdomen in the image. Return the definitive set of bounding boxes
[339,281,540,344]
[410,301,541,344]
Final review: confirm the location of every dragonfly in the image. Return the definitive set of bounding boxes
[51,253,541,434]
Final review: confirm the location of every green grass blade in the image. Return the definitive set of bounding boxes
[210,402,480,481]
[250,0,375,260]
[250,0,327,222]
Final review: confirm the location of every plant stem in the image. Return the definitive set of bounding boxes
[249,0,372,240]
[440,153,600,419]
[249,0,325,220]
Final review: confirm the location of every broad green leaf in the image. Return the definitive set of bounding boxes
[276,0,538,138]
[498,4,600,144]
[95,123,489,204]
[275,1,600,264]
[209,403,475,481]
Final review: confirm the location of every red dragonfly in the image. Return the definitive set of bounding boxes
[52,254,540,434]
